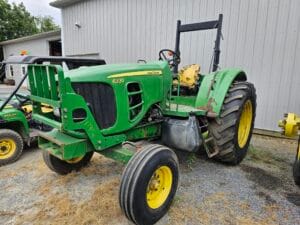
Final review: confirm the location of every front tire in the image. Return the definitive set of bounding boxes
[0,129,23,166]
[208,81,256,164]
[119,144,179,225]
[43,151,94,175]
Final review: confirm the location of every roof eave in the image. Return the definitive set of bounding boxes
[0,30,61,46]
[50,0,86,8]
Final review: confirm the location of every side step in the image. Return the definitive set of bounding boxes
[204,137,219,158]
[38,129,92,160]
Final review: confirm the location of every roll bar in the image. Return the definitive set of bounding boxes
[174,14,223,73]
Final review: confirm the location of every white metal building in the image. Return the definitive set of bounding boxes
[0,30,61,59]
[51,0,300,131]
[0,30,62,85]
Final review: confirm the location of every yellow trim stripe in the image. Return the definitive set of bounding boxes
[108,70,162,78]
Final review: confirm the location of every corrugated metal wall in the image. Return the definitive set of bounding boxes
[61,0,300,131]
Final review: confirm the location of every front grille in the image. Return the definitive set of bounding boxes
[72,82,117,129]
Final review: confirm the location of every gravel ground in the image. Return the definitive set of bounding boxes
[0,134,299,225]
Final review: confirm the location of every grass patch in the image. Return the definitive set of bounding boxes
[15,178,125,225]
[246,145,286,165]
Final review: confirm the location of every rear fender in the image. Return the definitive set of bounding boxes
[0,108,29,139]
[195,69,247,117]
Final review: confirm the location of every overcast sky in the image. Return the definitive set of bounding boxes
[8,0,61,25]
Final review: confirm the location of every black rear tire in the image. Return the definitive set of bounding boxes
[208,81,256,164]
[119,144,179,225]
[43,151,94,175]
[0,129,23,166]
[293,159,300,186]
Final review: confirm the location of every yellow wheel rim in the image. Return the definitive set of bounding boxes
[238,100,253,148]
[146,166,173,209]
[66,156,84,164]
[0,138,17,160]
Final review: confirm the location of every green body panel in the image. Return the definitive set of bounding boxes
[29,65,127,151]
[0,107,29,138]
[28,64,169,161]
[101,146,135,164]
[59,92,126,149]
[195,69,246,116]
[125,122,161,141]
[169,96,196,106]
[163,95,207,116]
[27,63,247,163]
[39,129,91,160]
[64,61,171,135]
[163,103,206,117]
[32,114,62,130]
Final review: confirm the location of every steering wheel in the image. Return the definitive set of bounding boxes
[158,49,181,69]
[15,93,30,104]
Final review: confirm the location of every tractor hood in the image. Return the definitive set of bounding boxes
[64,60,169,82]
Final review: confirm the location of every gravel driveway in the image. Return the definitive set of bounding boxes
[0,134,299,225]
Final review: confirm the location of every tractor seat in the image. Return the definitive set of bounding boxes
[173,64,200,89]
[8,100,23,110]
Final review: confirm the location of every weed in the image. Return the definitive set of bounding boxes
[186,153,197,170]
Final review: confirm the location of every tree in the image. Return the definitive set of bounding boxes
[0,0,37,42]
[35,16,59,33]
[0,0,59,42]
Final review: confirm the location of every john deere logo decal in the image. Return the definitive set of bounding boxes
[3,113,17,118]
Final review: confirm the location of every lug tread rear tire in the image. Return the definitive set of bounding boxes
[293,159,300,186]
[208,81,256,164]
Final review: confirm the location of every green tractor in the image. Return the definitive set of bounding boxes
[28,15,256,225]
[0,56,105,166]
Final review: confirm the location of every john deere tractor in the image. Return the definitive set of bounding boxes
[279,113,300,185]
[28,15,256,225]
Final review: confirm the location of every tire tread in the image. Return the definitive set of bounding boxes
[208,81,257,164]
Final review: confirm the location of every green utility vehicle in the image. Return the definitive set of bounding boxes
[0,56,106,166]
[29,15,256,225]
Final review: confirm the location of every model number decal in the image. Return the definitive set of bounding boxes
[112,78,124,84]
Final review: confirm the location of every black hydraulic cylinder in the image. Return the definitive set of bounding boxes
[174,20,181,74]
